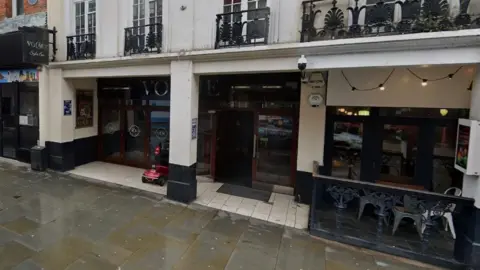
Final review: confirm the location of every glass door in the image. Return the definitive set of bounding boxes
[124,109,148,166]
[332,121,363,180]
[254,113,295,187]
[379,124,419,186]
[100,108,122,163]
[0,84,18,159]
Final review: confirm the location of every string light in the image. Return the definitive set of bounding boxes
[407,66,463,87]
[340,66,472,91]
[468,81,473,91]
[342,69,395,92]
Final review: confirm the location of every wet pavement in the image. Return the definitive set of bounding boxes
[0,160,441,270]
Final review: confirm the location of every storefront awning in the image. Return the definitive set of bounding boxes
[0,27,53,67]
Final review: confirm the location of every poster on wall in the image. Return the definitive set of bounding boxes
[455,119,480,175]
[0,69,38,83]
[192,118,198,140]
[76,91,93,128]
[456,125,470,170]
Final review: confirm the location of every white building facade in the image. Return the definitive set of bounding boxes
[39,0,480,267]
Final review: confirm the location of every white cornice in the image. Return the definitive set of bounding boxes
[49,29,480,70]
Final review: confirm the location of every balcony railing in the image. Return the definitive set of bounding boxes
[301,0,480,42]
[124,23,162,56]
[66,33,95,61]
[310,172,475,268]
[215,8,270,49]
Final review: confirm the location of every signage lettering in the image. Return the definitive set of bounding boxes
[24,31,49,64]
[26,40,47,50]
[141,80,169,97]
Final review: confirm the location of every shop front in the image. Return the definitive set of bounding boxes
[97,77,170,169]
[196,73,300,193]
[305,65,478,268]
[0,27,55,163]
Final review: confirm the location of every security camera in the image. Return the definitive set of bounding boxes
[298,55,307,71]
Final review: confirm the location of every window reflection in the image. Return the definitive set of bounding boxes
[332,122,362,180]
[150,110,170,163]
[380,125,418,185]
[432,124,462,193]
[256,115,293,186]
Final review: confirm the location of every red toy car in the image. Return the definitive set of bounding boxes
[142,142,169,186]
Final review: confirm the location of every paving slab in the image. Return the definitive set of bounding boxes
[0,160,443,270]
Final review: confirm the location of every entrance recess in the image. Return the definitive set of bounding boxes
[214,110,297,189]
[0,84,18,159]
[98,78,170,168]
[215,111,255,186]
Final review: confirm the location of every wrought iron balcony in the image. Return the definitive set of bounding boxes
[215,8,270,49]
[310,173,475,268]
[124,23,162,56]
[301,0,480,42]
[66,33,95,61]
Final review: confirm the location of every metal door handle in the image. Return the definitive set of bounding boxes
[253,134,257,158]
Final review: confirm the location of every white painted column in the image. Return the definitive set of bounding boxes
[38,66,49,147]
[167,60,199,203]
[456,65,480,267]
[463,66,480,206]
[295,74,327,204]
[45,68,76,171]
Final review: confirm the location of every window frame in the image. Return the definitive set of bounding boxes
[73,0,97,36]
[222,0,269,43]
[132,0,162,29]
[11,0,24,17]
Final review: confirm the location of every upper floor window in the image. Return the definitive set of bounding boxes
[75,0,96,35]
[133,0,162,28]
[222,0,268,42]
[12,0,24,16]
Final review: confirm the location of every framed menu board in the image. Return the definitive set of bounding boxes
[455,119,480,175]
[76,90,94,128]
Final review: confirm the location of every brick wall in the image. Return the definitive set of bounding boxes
[24,0,47,15]
[0,0,46,20]
[0,0,12,20]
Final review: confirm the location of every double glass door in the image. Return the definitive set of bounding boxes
[100,107,169,168]
[0,84,18,159]
[214,110,297,188]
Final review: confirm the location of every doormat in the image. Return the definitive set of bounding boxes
[216,183,271,202]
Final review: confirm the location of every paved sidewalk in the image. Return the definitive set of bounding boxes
[69,161,310,229]
[0,160,440,269]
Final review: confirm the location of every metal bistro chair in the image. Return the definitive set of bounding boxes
[421,187,462,239]
[392,195,425,238]
[357,190,392,226]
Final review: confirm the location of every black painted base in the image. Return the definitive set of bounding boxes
[310,227,466,270]
[294,170,313,204]
[74,136,98,166]
[454,205,480,268]
[167,163,197,204]
[46,136,98,172]
[45,141,75,172]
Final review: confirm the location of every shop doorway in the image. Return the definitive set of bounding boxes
[198,73,301,190]
[215,110,255,186]
[213,110,297,189]
[0,83,18,159]
[98,78,170,169]
[0,82,39,163]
